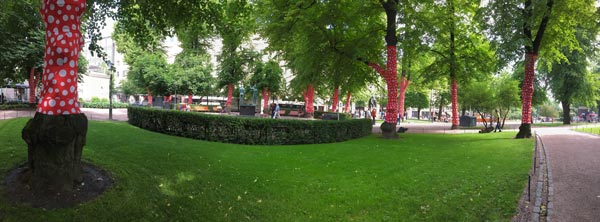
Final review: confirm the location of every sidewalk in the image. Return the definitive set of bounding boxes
[535,127,600,222]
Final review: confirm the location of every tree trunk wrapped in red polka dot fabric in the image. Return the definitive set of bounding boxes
[38,0,85,115]
[20,0,89,196]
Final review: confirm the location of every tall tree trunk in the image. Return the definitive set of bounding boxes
[21,0,88,195]
[450,78,459,129]
[561,100,571,125]
[225,84,234,112]
[187,93,193,104]
[345,91,352,113]
[417,108,421,120]
[516,53,537,138]
[262,87,270,115]
[147,88,153,107]
[332,86,339,112]
[438,102,443,121]
[365,0,399,139]
[28,68,38,104]
[304,84,315,118]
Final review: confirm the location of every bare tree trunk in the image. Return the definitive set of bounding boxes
[561,100,571,125]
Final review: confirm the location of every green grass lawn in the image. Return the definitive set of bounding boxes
[0,118,533,221]
[574,126,600,135]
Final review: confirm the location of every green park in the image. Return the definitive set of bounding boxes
[1,0,599,221]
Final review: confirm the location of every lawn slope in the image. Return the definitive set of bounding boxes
[0,118,533,221]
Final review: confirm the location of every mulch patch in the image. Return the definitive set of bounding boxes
[3,162,114,209]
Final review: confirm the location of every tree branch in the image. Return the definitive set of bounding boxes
[430,49,448,59]
[532,0,554,53]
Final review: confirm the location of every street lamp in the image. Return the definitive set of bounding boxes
[107,61,113,120]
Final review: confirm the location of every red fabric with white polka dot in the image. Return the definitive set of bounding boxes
[38,0,85,115]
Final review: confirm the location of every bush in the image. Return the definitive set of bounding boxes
[128,107,372,145]
[82,101,129,109]
[0,103,35,110]
[314,111,351,120]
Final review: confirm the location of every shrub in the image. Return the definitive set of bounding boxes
[314,111,351,120]
[0,103,35,110]
[128,107,372,145]
[82,101,129,109]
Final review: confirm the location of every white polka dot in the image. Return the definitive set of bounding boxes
[71,24,76,30]
[59,69,67,77]
[62,90,68,96]
[63,15,68,21]
[66,32,72,38]
[48,111,54,115]
[69,60,75,67]
[70,70,75,76]
[49,99,56,107]
[57,47,62,53]
[55,20,60,25]
[50,4,55,10]
[62,26,69,33]
[49,88,54,93]
[66,5,71,10]
[52,79,57,84]
[75,7,79,12]
[60,82,65,86]
[57,35,64,41]
[75,103,79,107]
[71,108,76,113]
[43,101,47,107]
[38,107,42,112]
[61,40,66,44]
[67,79,72,83]
[57,10,62,15]
[53,28,59,35]
[48,73,54,80]
[57,109,62,113]
[57,58,63,66]
[63,111,70,115]
[43,111,47,114]
[64,48,69,53]
[57,0,65,7]
[49,59,54,65]
[70,86,75,92]
[60,101,66,107]
[48,15,55,23]
[68,99,74,105]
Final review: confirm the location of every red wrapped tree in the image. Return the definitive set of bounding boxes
[21,0,88,194]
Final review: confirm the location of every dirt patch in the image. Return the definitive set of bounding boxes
[3,162,114,209]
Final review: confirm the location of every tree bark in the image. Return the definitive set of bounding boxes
[561,100,571,125]
[304,84,315,118]
[261,88,270,115]
[225,84,233,113]
[185,93,192,104]
[516,53,537,138]
[398,74,409,120]
[332,86,339,112]
[21,0,88,195]
[146,88,153,107]
[28,68,38,104]
[22,113,87,194]
[450,78,459,129]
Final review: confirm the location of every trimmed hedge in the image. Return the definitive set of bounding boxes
[82,101,129,109]
[128,107,372,145]
[0,103,36,110]
[314,111,351,120]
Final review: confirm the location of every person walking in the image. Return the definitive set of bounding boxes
[494,110,502,132]
[371,108,377,125]
[274,103,281,119]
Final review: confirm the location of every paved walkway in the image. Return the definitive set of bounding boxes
[535,127,600,222]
